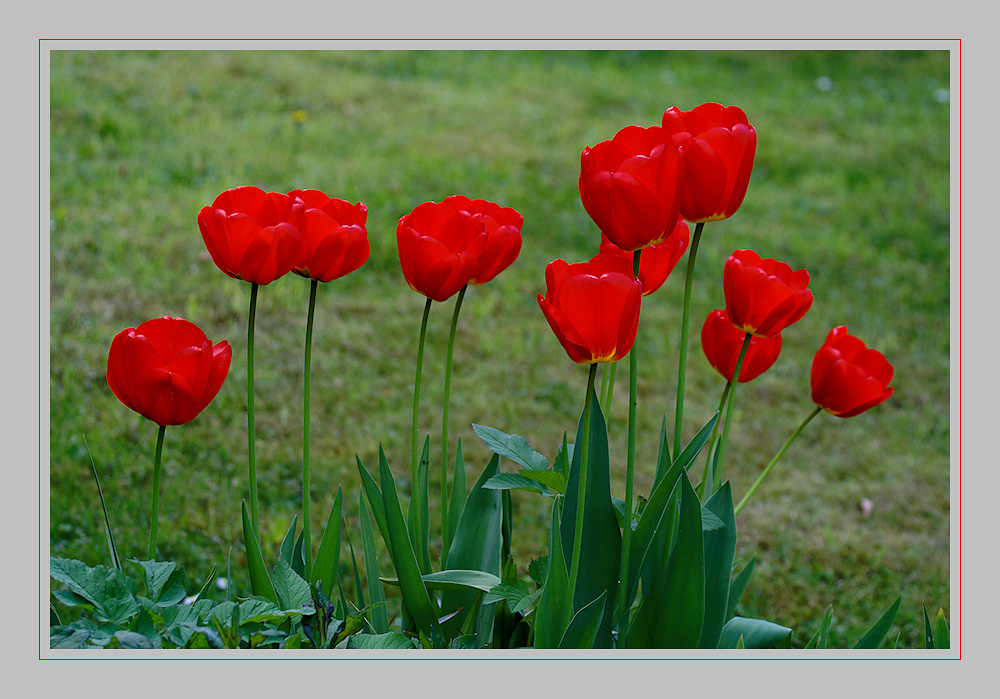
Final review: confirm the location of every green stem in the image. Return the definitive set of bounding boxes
[567,362,599,610]
[148,424,166,559]
[440,284,467,565]
[412,297,433,487]
[302,279,319,579]
[734,407,823,516]
[617,249,641,641]
[713,333,752,490]
[247,282,260,540]
[672,221,705,456]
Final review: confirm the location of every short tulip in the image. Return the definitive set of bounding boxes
[288,189,370,283]
[579,124,684,252]
[397,199,487,302]
[661,102,756,223]
[598,217,689,296]
[107,316,232,427]
[443,195,523,285]
[537,251,643,364]
[701,308,782,383]
[198,186,305,285]
[723,249,813,337]
[811,326,894,417]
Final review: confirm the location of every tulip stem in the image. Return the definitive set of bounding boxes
[247,281,260,540]
[148,424,166,559]
[673,221,705,457]
[440,284,467,565]
[567,362,599,614]
[616,249,641,642]
[302,278,318,579]
[713,333,752,491]
[412,297,433,493]
[735,407,822,515]
[698,381,731,500]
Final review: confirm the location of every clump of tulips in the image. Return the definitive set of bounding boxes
[52,100,919,652]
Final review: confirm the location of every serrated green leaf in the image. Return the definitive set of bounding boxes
[241,500,278,605]
[483,472,548,494]
[853,595,902,649]
[720,616,792,649]
[130,558,187,606]
[528,557,548,587]
[49,556,139,624]
[472,423,549,471]
[698,482,737,649]
[805,606,834,649]
[348,632,418,649]
[310,486,343,600]
[519,468,567,494]
[484,579,531,607]
[273,557,313,612]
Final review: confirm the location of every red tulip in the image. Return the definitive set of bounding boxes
[811,326,894,417]
[598,217,690,296]
[288,189,370,282]
[579,124,684,252]
[661,102,756,223]
[537,251,643,364]
[701,308,782,383]
[396,199,487,302]
[198,186,306,285]
[107,316,232,427]
[443,195,523,285]
[723,249,813,337]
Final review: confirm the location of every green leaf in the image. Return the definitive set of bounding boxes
[700,507,726,531]
[241,500,278,605]
[558,590,607,649]
[358,490,388,634]
[405,436,432,575]
[651,415,672,489]
[472,423,549,471]
[805,606,834,649]
[384,569,502,593]
[129,558,187,606]
[672,411,719,472]
[559,389,620,648]
[356,455,389,546]
[934,608,950,650]
[49,556,139,625]
[447,438,468,552]
[627,465,684,611]
[273,557,313,612]
[279,515,298,566]
[853,595,902,649]
[727,556,756,618]
[378,448,441,635]
[484,579,533,614]
[534,499,571,649]
[84,436,120,571]
[519,468,567,494]
[628,471,705,649]
[310,486,343,600]
[528,557,548,587]
[348,632,417,650]
[114,629,155,649]
[50,626,92,649]
[483,472,549,494]
[698,482,737,649]
[720,617,792,649]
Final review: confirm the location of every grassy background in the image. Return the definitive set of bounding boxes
[48,49,950,648]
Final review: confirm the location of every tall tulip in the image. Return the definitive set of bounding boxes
[661,102,756,224]
[723,249,813,337]
[811,326,895,417]
[579,125,684,252]
[107,316,231,557]
[701,308,782,383]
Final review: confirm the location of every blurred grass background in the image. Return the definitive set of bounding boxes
[48,49,950,648]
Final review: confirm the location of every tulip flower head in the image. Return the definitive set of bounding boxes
[288,189,370,283]
[723,249,813,337]
[443,195,524,285]
[579,124,685,252]
[598,217,690,297]
[397,199,488,302]
[537,251,643,364]
[661,102,756,223]
[701,308,782,383]
[107,316,232,427]
[811,326,894,417]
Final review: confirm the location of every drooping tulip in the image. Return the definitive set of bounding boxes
[723,249,813,337]
[811,326,894,417]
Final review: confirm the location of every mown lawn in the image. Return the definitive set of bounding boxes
[48,48,951,648]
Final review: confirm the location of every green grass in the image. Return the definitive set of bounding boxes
[48,49,951,648]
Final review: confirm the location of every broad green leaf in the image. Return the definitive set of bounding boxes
[484,579,533,615]
[559,389,620,648]
[519,468,567,494]
[720,617,792,649]
[651,415,672,488]
[405,436,432,575]
[559,591,607,649]
[627,462,684,611]
[446,438,468,553]
[49,556,139,625]
[805,606,834,649]
[237,598,283,623]
[853,595,901,649]
[534,499,570,649]
[279,515,298,566]
[52,588,93,609]
[672,412,720,472]
[384,569,502,593]
[358,490,388,634]
[472,423,549,471]
[701,507,726,531]
[273,557,313,612]
[934,608,950,650]
[241,500,278,605]
[922,602,934,649]
[114,629,155,649]
[698,482,737,649]
[483,472,549,494]
[378,448,441,635]
[310,486,343,600]
[348,632,417,649]
[627,472,705,649]
[727,556,756,618]
[356,455,389,545]
[129,558,187,606]
[50,626,91,649]
[528,556,548,587]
